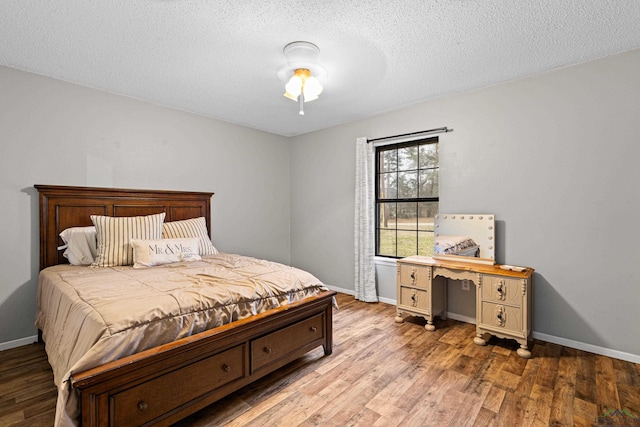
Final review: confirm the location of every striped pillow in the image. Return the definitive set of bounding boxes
[91,212,166,267]
[162,217,218,255]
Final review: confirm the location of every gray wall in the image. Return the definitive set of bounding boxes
[0,66,291,346]
[290,49,640,359]
[2,49,639,360]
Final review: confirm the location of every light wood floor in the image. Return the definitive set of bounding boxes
[1,293,639,426]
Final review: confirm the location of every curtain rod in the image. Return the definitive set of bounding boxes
[367,127,452,143]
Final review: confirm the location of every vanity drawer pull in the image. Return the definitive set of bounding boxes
[263,346,272,354]
[221,364,230,372]
[138,401,148,411]
[495,305,506,327]
[496,280,506,300]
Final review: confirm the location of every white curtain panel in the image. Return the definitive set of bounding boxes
[354,137,378,302]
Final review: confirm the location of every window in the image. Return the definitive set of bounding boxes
[375,137,439,258]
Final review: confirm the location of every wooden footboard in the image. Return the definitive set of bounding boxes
[72,290,336,427]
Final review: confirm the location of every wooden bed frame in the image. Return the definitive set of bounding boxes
[35,185,336,427]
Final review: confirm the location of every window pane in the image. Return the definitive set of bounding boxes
[418,231,435,256]
[377,229,397,257]
[397,230,417,258]
[375,139,439,258]
[397,171,418,199]
[398,146,418,171]
[419,169,439,197]
[418,202,437,231]
[379,172,397,199]
[377,203,397,230]
[419,143,438,169]
[397,202,417,230]
[379,149,397,173]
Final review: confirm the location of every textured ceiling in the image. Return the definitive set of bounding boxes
[1,1,640,137]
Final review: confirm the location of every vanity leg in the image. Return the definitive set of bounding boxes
[395,310,405,323]
[517,345,532,359]
[425,320,436,331]
[440,281,448,320]
[473,334,487,346]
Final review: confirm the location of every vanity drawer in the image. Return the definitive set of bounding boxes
[398,264,431,289]
[111,344,245,425]
[398,286,429,314]
[251,313,324,372]
[481,275,523,306]
[479,302,523,335]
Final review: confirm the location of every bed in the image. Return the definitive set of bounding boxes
[35,185,336,427]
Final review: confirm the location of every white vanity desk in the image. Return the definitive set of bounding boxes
[395,255,534,358]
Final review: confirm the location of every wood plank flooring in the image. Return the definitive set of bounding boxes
[0,341,57,426]
[1,293,639,426]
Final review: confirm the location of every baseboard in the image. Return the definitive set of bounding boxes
[0,335,38,352]
[324,284,396,305]
[531,332,640,364]
[377,295,396,305]
[445,312,476,325]
[325,284,355,296]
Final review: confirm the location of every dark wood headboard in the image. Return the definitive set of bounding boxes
[35,185,214,270]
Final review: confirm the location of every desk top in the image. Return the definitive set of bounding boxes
[398,255,534,278]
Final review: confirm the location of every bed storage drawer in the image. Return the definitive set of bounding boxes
[111,344,245,425]
[251,313,324,373]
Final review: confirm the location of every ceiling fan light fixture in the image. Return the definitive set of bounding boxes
[284,72,303,101]
[284,68,323,101]
[302,74,322,101]
[278,41,327,115]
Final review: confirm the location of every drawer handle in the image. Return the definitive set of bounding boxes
[222,364,230,372]
[496,280,506,300]
[138,401,148,411]
[410,270,416,284]
[411,290,417,307]
[496,305,506,327]
[309,326,317,333]
[263,346,272,354]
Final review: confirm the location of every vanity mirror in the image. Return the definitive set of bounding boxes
[433,214,495,265]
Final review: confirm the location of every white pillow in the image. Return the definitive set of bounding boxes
[162,217,218,255]
[131,238,201,268]
[59,226,97,265]
[91,212,166,267]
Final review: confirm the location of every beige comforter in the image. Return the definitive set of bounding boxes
[36,253,329,426]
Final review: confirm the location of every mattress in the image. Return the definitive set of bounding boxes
[36,253,329,426]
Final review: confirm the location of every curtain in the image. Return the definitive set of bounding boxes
[354,137,378,302]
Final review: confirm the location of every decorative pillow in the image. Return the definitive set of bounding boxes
[162,217,218,255]
[91,212,166,267]
[59,226,97,265]
[131,237,201,268]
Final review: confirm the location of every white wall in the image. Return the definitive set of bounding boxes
[0,66,291,346]
[290,49,640,360]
